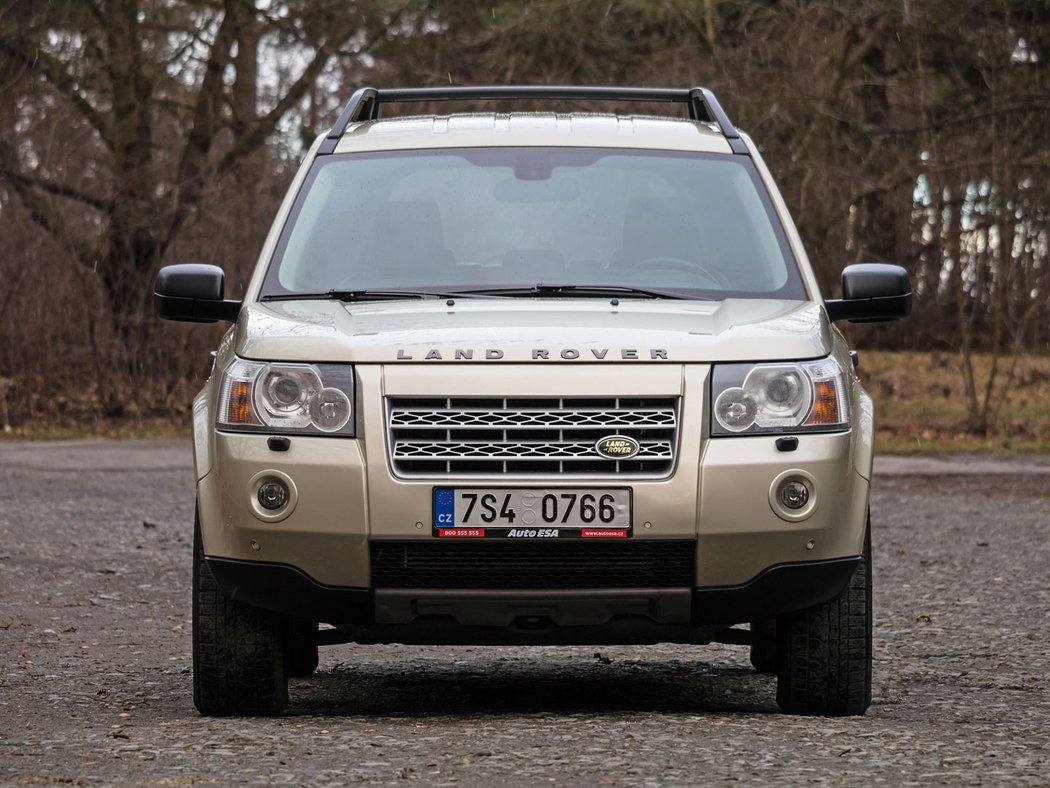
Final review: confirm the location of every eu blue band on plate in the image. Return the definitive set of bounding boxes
[435,488,455,523]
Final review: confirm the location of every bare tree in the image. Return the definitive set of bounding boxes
[0,0,370,364]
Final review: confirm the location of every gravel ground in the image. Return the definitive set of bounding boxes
[1,440,1048,786]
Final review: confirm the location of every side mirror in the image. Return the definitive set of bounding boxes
[825,263,912,323]
[154,264,241,323]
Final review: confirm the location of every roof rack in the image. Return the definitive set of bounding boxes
[321,85,743,152]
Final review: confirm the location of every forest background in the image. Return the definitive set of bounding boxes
[0,0,1047,450]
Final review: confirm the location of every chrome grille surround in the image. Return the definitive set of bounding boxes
[387,396,680,478]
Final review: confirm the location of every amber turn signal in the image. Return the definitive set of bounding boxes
[805,380,841,426]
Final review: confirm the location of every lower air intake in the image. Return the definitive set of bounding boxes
[369,540,696,589]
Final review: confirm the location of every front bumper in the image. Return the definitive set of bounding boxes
[206,552,861,641]
[195,428,870,588]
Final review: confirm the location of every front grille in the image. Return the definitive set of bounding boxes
[370,541,696,589]
[387,396,679,477]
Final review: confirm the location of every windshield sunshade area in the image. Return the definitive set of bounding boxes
[263,147,807,300]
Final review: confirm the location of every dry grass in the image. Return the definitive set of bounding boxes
[860,350,1050,453]
[0,417,189,441]
[0,375,197,441]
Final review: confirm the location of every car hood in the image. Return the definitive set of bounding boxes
[235,298,833,364]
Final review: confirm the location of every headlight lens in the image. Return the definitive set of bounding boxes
[217,359,354,436]
[711,358,849,435]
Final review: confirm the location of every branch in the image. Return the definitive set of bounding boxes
[862,101,1050,137]
[0,40,113,151]
[215,6,408,177]
[168,4,407,241]
[1,167,110,212]
[169,0,242,228]
[0,137,97,269]
[80,0,110,30]
[214,40,334,175]
[153,94,199,113]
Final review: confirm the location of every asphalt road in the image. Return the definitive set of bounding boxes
[1,440,1048,785]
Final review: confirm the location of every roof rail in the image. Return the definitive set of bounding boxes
[322,85,741,150]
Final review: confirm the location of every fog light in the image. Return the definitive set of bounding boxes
[778,480,810,510]
[257,480,289,510]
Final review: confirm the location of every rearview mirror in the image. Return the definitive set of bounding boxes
[825,263,912,323]
[154,264,241,323]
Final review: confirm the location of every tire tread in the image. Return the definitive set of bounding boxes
[775,519,872,716]
[192,512,288,716]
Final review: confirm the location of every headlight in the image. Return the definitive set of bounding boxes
[217,359,354,436]
[711,357,849,435]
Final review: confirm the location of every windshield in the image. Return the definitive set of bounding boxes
[262,147,806,300]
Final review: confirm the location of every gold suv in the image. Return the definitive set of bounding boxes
[155,85,911,716]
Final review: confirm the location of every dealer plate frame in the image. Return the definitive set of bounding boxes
[432,486,633,539]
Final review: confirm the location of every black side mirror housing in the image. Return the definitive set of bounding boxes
[154,264,241,323]
[825,263,912,323]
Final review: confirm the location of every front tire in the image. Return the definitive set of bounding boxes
[192,509,289,715]
[775,519,872,716]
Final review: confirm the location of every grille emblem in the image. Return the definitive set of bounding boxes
[595,435,640,460]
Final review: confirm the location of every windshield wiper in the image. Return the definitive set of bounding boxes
[448,284,711,301]
[260,288,468,302]
[260,284,715,303]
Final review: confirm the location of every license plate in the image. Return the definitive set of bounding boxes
[433,487,631,538]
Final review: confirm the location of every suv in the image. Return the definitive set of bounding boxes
[155,85,910,717]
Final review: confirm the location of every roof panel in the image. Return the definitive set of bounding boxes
[333,113,733,154]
